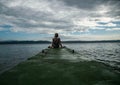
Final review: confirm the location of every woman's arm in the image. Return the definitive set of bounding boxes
[59,38,62,48]
[51,38,54,48]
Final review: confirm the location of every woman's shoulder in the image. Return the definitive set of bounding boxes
[53,37,60,39]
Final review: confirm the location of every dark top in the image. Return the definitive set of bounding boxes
[52,37,61,48]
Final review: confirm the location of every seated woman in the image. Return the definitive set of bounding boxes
[51,33,62,48]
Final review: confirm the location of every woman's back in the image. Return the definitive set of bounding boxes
[52,33,62,48]
[52,37,60,48]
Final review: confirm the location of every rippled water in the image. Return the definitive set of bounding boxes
[65,43,120,69]
[0,43,120,73]
[0,44,47,73]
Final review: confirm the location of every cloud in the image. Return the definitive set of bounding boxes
[0,28,4,31]
[60,33,120,41]
[106,28,120,31]
[63,0,105,10]
[105,23,117,27]
[0,0,120,40]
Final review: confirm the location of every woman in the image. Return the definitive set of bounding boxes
[51,33,62,48]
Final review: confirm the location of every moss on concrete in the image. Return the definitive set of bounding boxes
[0,48,120,85]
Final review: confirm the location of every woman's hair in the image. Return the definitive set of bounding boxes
[54,33,58,37]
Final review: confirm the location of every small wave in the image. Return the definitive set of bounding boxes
[95,59,120,72]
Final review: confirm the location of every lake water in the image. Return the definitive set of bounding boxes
[0,43,120,74]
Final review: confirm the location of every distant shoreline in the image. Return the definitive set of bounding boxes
[0,40,120,44]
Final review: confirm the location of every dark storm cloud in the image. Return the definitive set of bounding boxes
[0,0,120,40]
[64,0,120,17]
[0,0,77,34]
[63,0,120,10]
[0,2,50,21]
[0,0,73,29]
[62,0,104,10]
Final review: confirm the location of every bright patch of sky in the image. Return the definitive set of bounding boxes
[0,0,120,41]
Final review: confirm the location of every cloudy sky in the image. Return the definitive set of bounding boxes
[0,0,120,41]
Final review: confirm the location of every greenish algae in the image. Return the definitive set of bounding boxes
[0,48,120,85]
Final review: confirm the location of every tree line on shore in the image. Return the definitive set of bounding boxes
[0,40,120,44]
